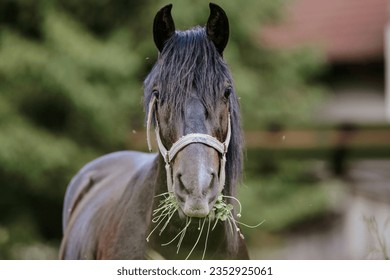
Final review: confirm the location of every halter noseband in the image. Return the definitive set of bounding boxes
[146,95,231,193]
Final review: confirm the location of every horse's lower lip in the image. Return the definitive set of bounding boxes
[177,204,210,219]
[182,204,210,218]
[184,211,208,218]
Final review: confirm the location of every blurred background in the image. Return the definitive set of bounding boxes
[0,0,389,259]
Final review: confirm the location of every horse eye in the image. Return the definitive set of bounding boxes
[223,87,232,100]
[152,90,159,99]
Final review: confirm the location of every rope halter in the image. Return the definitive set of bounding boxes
[146,95,231,193]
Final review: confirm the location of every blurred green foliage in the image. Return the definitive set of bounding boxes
[239,160,330,234]
[0,0,324,259]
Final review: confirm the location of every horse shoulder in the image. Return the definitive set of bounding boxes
[60,151,157,259]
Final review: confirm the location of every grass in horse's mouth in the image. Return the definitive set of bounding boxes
[146,192,264,259]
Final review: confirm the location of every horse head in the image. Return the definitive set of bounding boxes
[144,3,242,219]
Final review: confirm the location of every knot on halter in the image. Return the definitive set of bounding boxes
[146,95,231,193]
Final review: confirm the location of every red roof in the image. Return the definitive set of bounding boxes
[260,0,389,62]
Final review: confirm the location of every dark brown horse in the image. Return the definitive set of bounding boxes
[60,3,248,260]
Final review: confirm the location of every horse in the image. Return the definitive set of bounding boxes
[59,3,249,260]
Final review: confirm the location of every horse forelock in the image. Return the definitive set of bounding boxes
[143,26,242,195]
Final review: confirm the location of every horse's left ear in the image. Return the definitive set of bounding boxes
[153,4,176,52]
[206,3,229,55]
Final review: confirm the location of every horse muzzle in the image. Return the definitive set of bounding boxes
[173,149,219,218]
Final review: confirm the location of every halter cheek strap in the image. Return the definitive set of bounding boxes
[146,95,231,193]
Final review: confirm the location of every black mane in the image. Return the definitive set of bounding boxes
[144,26,242,195]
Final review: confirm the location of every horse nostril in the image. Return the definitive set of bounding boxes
[203,172,214,195]
[176,172,190,197]
[205,168,218,194]
[210,168,217,181]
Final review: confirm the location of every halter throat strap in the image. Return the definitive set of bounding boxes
[146,95,231,193]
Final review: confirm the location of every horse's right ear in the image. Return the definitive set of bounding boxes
[153,4,175,52]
